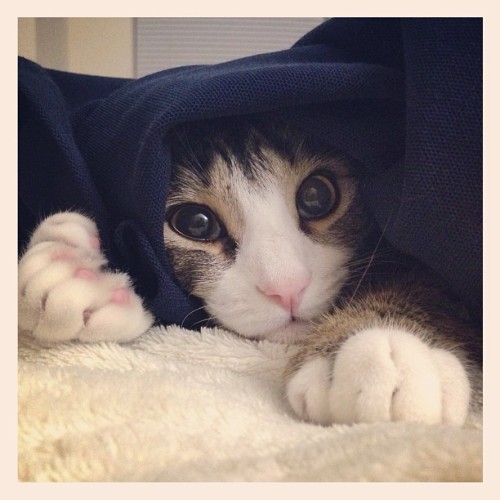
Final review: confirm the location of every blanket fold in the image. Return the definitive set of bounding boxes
[18,18,483,482]
[18,326,482,482]
[19,18,482,326]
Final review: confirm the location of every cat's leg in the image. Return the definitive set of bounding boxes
[18,212,154,343]
[285,283,479,427]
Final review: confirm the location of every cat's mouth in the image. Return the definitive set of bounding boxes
[248,318,313,344]
[213,313,313,344]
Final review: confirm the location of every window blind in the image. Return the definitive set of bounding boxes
[135,17,326,77]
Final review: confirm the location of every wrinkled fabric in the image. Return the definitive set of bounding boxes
[18,17,482,327]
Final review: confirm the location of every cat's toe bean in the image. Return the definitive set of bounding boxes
[74,268,99,280]
[89,234,101,251]
[286,357,333,425]
[430,348,470,426]
[386,329,443,424]
[329,328,448,424]
[286,328,469,426]
[80,289,154,343]
[28,271,152,343]
[109,288,131,305]
[19,211,153,344]
[19,256,99,333]
[29,211,102,256]
[330,328,460,424]
[75,272,153,342]
[19,248,102,305]
[32,277,108,342]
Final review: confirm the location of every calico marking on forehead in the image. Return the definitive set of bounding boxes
[168,115,369,246]
[167,115,348,185]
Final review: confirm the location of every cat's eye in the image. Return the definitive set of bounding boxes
[167,204,224,242]
[296,173,339,220]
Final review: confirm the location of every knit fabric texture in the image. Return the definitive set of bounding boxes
[18,17,482,328]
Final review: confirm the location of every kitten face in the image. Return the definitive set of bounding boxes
[163,117,369,342]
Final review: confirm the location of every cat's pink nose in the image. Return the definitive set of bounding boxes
[258,273,311,314]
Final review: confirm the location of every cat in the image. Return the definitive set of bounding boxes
[18,114,482,427]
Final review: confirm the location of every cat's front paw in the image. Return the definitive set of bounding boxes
[286,328,470,426]
[18,212,154,343]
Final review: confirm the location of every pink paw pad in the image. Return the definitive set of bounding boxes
[83,309,92,325]
[51,248,76,261]
[110,288,130,305]
[74,268,98,280]
[89,235,101,251]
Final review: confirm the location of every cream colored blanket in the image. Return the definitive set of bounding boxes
[18,325,482,482]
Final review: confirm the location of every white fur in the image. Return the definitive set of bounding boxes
[287,327,471,426]
[18,212,153,343]
[286,356,333,425]
[430,348,471,425]
[18,326,483,481]
[20,209,472,427]
[205,173,349,342]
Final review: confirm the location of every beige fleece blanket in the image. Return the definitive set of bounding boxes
[18,325,482,482]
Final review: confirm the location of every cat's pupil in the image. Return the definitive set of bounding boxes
[296,174,337,220]
[168,204,222,241]
[188,213,210,238]
[303,185,323,208]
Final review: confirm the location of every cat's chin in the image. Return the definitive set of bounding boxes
[250,319,313,344]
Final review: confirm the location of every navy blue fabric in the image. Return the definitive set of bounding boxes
[18,18,482,328]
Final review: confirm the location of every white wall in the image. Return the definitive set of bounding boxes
[18,18,37,62]
[66,19,134,77]
[18,18,325,79]
[136,18,325,77]
[18,18,134,78]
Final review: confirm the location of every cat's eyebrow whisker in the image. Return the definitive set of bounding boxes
[346,250,395,266]
[341,273,394,288]
[181,135,206,174]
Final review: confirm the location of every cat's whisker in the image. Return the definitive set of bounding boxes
[180,305,208,329]
[191,314,216,329]
[347,208,395,307]
[347,256,398,267]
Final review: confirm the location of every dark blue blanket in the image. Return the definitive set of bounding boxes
[18,17,482,328]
